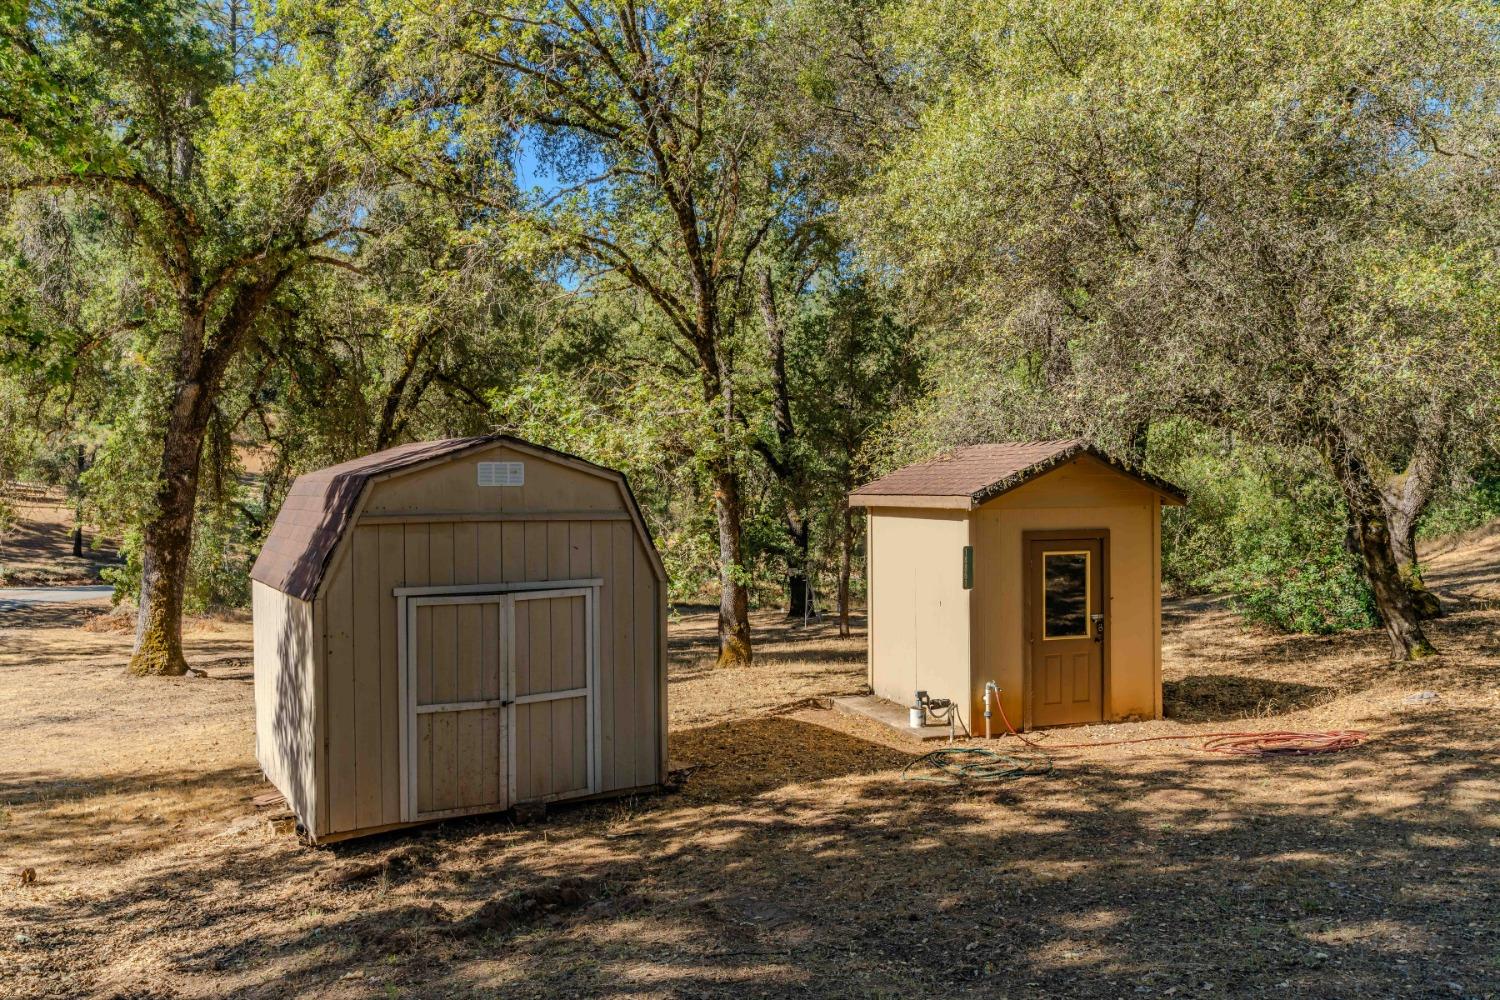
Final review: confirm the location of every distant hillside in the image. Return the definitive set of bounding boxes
[0,483,121,586]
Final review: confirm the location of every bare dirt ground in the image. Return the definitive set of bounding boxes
[0,485,119,586]
[1,531,1497,999]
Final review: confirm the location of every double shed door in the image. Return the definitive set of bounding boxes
[402,587,597,822]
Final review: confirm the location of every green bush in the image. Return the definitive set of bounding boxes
[1230,550,1378,634]
[1418,470,1500,540]
[102,501,254,613]
[1153,424,1379,634]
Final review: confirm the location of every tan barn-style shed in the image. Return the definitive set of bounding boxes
[250,434,667,843]
[850,440,1186,732]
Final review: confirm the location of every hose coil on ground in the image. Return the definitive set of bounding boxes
[900,746,1053,783]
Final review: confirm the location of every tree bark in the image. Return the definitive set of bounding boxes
[713,463,753,667]
[129,328,213,676]
[1380,406,1447,619]
[129,271,289,676]
[701,336,753,668]
[838,505,854,638]
[1323,429,1437,661]
[756,267,812,618]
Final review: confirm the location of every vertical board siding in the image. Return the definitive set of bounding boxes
[351,528,383,829]
[501,523,525,581]
[524,523,548,579]
[476,523,502,583]
[591,523,617,790]
[376,525,404,823]
[611,522,637,789]
[546,522,567,578]
[412,599,507,816]
[314,449,664,837]
[631,537,656,788]
[252,582,319,833]
[512,594,591,801]
[325,551,357,832]
[428,517,458,812]
[453,523,478,584]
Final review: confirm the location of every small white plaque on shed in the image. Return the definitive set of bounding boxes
[477,461,524,487]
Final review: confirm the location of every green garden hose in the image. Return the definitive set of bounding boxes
[900,746,1052,783]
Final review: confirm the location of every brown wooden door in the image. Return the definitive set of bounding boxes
[1027,537,1105,727]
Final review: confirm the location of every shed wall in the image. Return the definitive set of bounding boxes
[252,581,320,830]
[867,508,972,715]
[315,443,663,839]
[973,455,1162,728]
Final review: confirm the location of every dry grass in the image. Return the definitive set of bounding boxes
[0,487,120,586]
[1,537,1498,999]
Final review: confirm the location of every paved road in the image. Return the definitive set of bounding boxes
[0,585,113,613]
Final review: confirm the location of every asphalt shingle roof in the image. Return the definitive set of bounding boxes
[250,434,663,601]
[849,439,1187,507]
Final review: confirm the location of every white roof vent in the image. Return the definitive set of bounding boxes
[477,461,524,487]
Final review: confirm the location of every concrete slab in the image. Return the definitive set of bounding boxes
[832,695,955,742]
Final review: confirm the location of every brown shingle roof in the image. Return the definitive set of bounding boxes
[251,434,666,601]
[849,439,1187,508]
[250,436,501,601]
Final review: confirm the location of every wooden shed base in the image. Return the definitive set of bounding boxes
[832,695,957,742]
[302,783,663,845]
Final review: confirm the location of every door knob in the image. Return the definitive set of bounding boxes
[1090,613,1104,643]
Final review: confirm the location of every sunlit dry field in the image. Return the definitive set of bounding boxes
[1,531,1497,999]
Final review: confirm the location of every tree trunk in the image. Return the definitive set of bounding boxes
[71,444,84,558]
[756,267,812,619]
[702,340,753,668]
[1323,430,1437,661]
[713,463,753,667]
[1380,406,1447,619]
[130,364,213,676]
[127,277,286,678]
[1387,500,1441,619]
[838,505,854,639]
[785,511,810,620]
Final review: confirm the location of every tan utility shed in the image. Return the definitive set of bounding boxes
[250,435,667,842]
[849,440,1186,731]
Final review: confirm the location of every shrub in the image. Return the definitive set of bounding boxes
[1418,470,1500,540]
[1154,424,1378,634]
[1230,550,1378,634]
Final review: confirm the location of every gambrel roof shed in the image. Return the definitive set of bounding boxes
[251,434,667,843]
[251,434,665,601]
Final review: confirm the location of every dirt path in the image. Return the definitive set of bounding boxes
[1,544,1497,999]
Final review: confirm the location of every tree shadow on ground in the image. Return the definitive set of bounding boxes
[0,601,107,632]
[1163,674,1335,722]
[13,705,1496,1000]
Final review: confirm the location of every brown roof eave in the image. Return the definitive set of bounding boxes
[969,444,1189,507]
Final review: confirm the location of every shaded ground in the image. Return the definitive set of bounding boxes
[0,484,120,586]
[1,536,1497,999]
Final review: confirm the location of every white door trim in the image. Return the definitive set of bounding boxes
[397,583,601,821]
[511,586,601,801]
